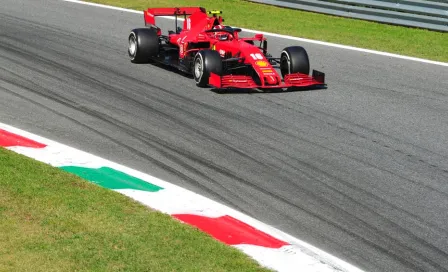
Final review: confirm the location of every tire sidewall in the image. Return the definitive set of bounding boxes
[194,52,205,84]
[128,32,138,61]
[280,50,291,76]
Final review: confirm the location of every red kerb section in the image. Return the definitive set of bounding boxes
[0,129,46,148]
[173,214,289,248]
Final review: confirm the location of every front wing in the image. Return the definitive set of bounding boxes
[208,70,326,90]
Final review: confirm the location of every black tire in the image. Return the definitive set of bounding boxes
[128,28,159,63]
[280,46,310,77]
[193,50,223,87]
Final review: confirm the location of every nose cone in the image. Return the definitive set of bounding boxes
[265,75,278,85]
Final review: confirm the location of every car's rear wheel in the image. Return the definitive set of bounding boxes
[280,46,310,77]
[128,28,159,63]
[193,50,223,87]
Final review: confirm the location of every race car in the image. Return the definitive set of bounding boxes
[128,7,326,90]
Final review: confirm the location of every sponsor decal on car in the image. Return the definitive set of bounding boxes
[261,69,274,73]
[255,60,269,67]
[177,36,187,57]
[186,18,191,30]
[219,49,226,57]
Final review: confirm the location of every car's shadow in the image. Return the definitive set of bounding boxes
[149,62,194,78]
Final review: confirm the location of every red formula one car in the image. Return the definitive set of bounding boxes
[128,7,326,90]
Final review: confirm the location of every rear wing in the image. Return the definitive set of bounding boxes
[144,7,206,27]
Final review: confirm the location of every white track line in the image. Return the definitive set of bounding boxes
[62,0,448,67]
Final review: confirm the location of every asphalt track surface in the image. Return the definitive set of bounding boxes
[1,1,448,271]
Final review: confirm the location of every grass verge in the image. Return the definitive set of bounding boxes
[84,0,447,62]
[0,148,270,272]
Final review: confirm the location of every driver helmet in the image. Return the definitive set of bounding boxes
[213,25,229,41]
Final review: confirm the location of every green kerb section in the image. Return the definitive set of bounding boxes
[60,166,163,192]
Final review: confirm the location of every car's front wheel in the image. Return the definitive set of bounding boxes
[280,46,310,77]
[193,50,223,87]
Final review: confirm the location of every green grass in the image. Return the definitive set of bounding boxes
[0,148,271,272]
[86,0,447,62]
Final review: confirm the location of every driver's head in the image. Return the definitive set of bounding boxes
[213,25,229,40]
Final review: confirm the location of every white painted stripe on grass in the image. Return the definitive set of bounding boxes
[117,189,231,217]
[62,0,448,67]
[0,122,365,272]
